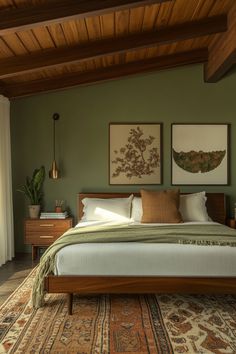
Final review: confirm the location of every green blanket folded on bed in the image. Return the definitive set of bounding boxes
[31,223,236,308]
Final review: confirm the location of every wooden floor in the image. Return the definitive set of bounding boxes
[0,253,38,306]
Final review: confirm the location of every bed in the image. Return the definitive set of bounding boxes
[43,192,236,315]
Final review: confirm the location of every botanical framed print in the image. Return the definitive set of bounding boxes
[171,123,229,185]
[109,123,162,185]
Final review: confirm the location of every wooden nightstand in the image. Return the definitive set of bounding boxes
[24,217,73,260]
[226,219,236,229]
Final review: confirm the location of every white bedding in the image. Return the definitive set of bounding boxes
[54,221,236,276]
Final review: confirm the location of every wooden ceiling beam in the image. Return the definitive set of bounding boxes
[0,0,172,35]
[205,4,236,82]
[5,48,208,98]
[0,16,226,79]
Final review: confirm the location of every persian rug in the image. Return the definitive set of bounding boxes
[1,269,236,353]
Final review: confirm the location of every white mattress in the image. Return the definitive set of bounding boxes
[54,221,236,276]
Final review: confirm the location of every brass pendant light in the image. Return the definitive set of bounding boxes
[49,113,60,179]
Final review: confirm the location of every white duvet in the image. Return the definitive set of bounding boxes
[54,221,236,276]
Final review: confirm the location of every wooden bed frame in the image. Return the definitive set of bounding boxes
[44,192,236,315]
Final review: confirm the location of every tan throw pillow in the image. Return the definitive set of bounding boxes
[141,189,183,223]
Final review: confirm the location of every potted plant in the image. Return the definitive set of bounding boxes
[18,166,45,219]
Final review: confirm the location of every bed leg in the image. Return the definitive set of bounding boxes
[68,293,73,315]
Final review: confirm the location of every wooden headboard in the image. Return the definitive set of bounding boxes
[77,192,226,224]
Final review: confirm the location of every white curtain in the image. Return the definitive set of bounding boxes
[0,95,14,266]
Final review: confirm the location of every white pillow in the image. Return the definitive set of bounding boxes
[81,195,133,221]
[131,192,210,222]
[179,192,209,222]
[131,197,143,222]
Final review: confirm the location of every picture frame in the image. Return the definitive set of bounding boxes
[171,123,230,185]
[109,123,162,185]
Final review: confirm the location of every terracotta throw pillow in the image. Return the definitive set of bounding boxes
[141,189,183,223]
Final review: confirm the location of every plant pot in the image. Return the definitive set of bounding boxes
[55,206,62,213]
[28,205,40,219]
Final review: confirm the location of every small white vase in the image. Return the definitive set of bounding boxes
[28,205,40,219]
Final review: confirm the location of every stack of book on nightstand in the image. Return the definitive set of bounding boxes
[40,211,69,219]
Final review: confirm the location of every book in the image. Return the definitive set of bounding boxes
[40,211,69,219]
[40,216,68,219]
[40,212,68,216]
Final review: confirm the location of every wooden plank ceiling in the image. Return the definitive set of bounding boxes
[0,0,235,98]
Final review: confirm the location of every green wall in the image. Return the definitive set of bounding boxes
[11,64,236,252]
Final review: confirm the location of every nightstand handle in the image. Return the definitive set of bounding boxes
[39,224,55,227]
[39,235,54,239]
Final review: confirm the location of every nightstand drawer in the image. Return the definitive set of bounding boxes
[26,230,62,236]
[25,233,60,245]
[25,219,71,232]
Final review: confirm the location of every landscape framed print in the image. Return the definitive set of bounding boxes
[171,123,229,185]
[109,123,162,185]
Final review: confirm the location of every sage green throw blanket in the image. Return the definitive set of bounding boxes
[32,223,236,308]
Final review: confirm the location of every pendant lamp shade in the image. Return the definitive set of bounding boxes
[49,113,60,179]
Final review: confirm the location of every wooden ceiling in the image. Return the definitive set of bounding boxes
[0,0,235,99]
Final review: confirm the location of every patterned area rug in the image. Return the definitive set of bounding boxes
[1,269,236,353]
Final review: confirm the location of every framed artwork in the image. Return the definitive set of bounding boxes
[171,123,229,185]
[109,123,162,185]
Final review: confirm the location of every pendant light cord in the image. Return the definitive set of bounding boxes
[53,118,56,160]
[52,113,59,161]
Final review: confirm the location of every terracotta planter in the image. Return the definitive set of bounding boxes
[55,206,62,213]
[28,205,40,219]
